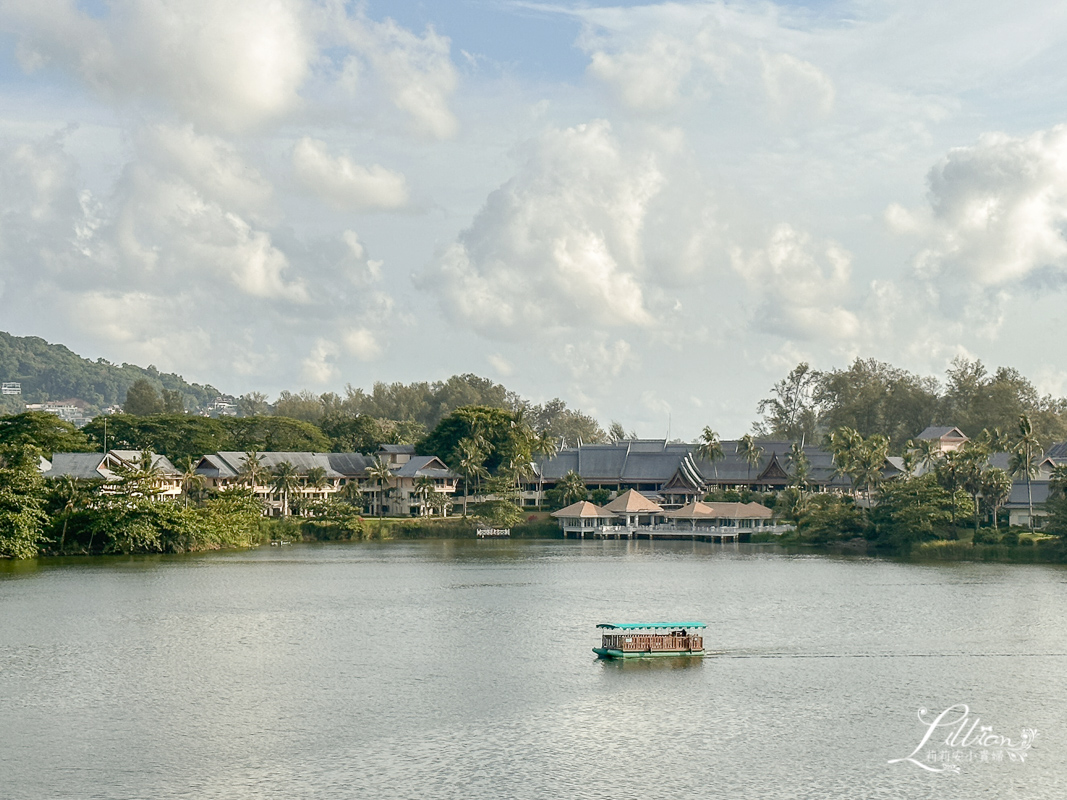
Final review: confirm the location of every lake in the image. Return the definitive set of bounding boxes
[2,540,1065,799]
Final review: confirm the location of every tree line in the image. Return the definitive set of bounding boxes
[754,357,1067,451]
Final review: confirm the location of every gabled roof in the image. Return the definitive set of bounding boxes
[550,500,614,518]
[394,455,457,479]
[213,452,345,478]
[1046,442,1067,461]
[664,500,773,520]
[1005,480,1050,507]
[110,450,180,475]
[916,426,968,441]
[42,452,111,481]
[604,489,662,513]
[379,444,416,455]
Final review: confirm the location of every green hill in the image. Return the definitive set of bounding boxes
[0,331,222,413]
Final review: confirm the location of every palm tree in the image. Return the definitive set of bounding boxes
[695,426,725,479]
[270,461,300,517]
[556,470,588,506]
[787,442,811,492]
[178,456,205,508]
[54,475,85,553]
[981,467,1011,530]
[366,457,394,521]
[935,450,967,537]
[306,466,329,494]
[736,434,764,488]
[915,438,941,474]
[413,475,436,515]
[457,438,487,518]
[238,451,266,492]
[532,431,559,510]
[1012,414,1041,531]
[340,480,365,511]
[960,442,989,532]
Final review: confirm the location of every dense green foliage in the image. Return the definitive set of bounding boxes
[79,414,330,463]
[0,331,219,412]
[756,357,1067,450]
[0,412,93,456]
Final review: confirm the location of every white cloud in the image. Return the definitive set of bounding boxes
[4,0,313,132]
[420,120,661,337]
[731,224,859,342]
[487,353,514,376]
[760,52,835,119]
[331,11,458,139]
[292,137,408,210]
[343,328,382,361]
[588,33,693,112]
[892,125,1067,288]
[554,338,634,381]
[302,338,339,384]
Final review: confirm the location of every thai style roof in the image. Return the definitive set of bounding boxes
[664,501,773,520]
[604,488,662,513]
[916,426,968,441]
[597,622,707,630]
[538,439,847,488]
[550,500,615,518]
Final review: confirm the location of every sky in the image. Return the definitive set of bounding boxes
[2,0,1067,440]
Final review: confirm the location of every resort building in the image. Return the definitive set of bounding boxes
[914,426,969,454]
[528,438,849,509]
[42,450,183,497]
[193,446,458,518]
[550,489,786,540]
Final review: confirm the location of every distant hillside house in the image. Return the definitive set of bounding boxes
[194,445,457,518]
[529,439,849,510]
[24,400,92,428]
[914,426,969,453]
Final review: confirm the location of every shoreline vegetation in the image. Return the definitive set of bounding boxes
[5,350,1067,564]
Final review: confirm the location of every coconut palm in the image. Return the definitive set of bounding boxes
[413,475,436,515]
[457,438,488,518]
[915,438,941,474]
[366,457,394,520]
[178,457,205,508]
[306,466,329,494]
[270,461,300,517]
[980,467,1011,530]
[695,426,724,479]
[1012,414,1041,531]
[54,475,86,553]
[735,434,764,487]
[556,470,588,507]
[238,451,266,491]
[532,431,559,510]
[339,480,365,511]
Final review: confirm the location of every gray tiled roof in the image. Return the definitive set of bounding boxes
[1006,480,1050,507]
[214,452,345,478]
[327,453,374,476]
[379,444,416,455]
[43,453,110,480]
[1046,442,1067,461]
[110,450,181,475]
[537,439,849,487]
[916,426,967,441]
[394,455,456,479]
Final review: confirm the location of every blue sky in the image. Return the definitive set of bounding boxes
[2,0,1067,438]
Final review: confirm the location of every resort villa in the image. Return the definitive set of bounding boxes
[192,445,458,517]
[42,450,183,498]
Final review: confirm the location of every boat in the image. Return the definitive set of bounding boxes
[593,622,706,659]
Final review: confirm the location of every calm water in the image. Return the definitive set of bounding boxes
[2,540,1066,799]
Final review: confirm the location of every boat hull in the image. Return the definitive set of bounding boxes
[593,647,705,659]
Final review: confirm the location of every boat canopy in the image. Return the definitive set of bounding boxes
[596,622,707,630]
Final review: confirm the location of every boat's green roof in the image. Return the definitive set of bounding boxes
[596,622,706,630]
